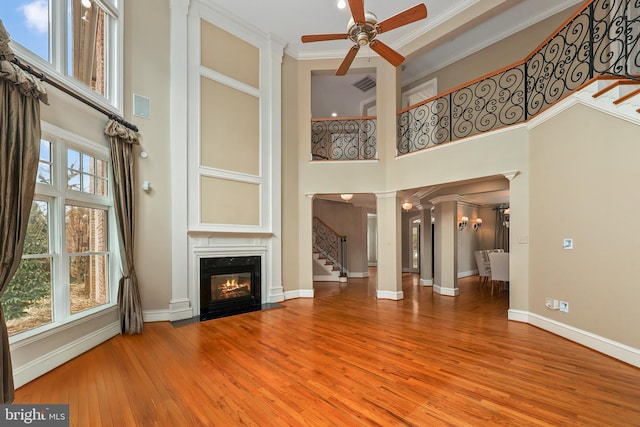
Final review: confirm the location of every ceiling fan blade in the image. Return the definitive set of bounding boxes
[370,40,405,67]
[336,45,360,76]
[376,4,428,34]
[348,0,366,23]
[301,33,349,43]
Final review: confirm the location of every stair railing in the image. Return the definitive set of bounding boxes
[312,217,347,278]
[397,0,640,155]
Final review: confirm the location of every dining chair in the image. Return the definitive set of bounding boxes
[474,250,491,288]
[488,252,509,295]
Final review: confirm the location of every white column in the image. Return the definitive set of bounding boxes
[292,193,315,299]
[169,0,192,321]
[375,191,403,300]
[265,35,286,303]
[420,205,433,286]
[431,195,461,296]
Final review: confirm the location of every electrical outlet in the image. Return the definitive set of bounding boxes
[559,301,569,313]
[553,299,559,309]
[545,298,553,309]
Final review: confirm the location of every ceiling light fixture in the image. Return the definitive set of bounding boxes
[402,201,413,211]
[340,193,353,202]
[81,0,92,8]
[337,0,346,10]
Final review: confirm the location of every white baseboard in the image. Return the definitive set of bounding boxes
[433,285,460,296]
[143,309,171,322]
[284,289,314,299]
[169,298,193,321]
[458,269,478,278]
[348,272,369,278]
[268,288,285,303]
[377,290,404,300]
[313,275,340,282]
[13,321,120,388]
[508,309,640,368]
[420,278,433,286]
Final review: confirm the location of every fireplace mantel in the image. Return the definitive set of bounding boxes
[184,234,283,320]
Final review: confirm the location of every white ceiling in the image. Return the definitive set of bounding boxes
[210,0,583,84]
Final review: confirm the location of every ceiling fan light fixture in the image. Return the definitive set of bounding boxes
[301,2,428,75]
[356,32,369,46]
[337,0,347,9]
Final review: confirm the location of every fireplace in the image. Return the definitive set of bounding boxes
[199,256,261,320]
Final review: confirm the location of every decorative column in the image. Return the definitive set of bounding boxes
[375,191,403,300]
[265,34,286,303]
[169,0,192,321]
[430,195,462,296]
[296,193,315,298]
[420,204,433,286]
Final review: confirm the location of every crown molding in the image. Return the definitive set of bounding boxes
[430,194,463,205]
[403,0,584,86]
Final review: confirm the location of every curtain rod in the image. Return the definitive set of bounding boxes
[9,56,139,133]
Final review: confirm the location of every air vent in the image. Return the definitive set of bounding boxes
[353,75,376,92]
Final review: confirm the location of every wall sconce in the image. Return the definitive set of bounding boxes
[503,208,510,228]
[474,218,483,231]
[402,201,413,211]
[458,216,469,231]
[340,193,353,202]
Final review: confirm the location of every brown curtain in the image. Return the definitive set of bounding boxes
[104,120,143,335]
[0,20,48,403]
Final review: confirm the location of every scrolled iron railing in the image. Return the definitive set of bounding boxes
[312,217,347,278]
[398,0,640,155]
[311,116,377,161]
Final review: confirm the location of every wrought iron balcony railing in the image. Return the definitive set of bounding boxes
[311,116,377,161]
[397,0,640,155]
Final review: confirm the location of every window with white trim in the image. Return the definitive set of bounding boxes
[1,125,118,338]
[1,0,122,107]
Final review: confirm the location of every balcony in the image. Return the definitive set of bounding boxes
[311,116,377,161]
[398,0,640,155]
[309,0,640,161]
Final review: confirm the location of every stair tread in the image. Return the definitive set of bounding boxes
[614,86,640,104]
[593,79,640,99]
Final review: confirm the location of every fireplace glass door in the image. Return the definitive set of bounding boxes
[210,272,252,302]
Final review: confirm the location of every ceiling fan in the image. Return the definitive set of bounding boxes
[301,0,428,76]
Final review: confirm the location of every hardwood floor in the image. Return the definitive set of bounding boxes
[15,270,640,426]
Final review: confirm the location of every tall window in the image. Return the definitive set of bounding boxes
[1,125,116,338]
[0,0,121,106]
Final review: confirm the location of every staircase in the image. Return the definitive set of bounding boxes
[312,250,342,282]
[574,77,640,122]
[312,217,348,282]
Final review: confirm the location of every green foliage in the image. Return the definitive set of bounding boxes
[1,202,51,320]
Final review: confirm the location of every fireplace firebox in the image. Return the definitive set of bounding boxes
[200,256,261,320]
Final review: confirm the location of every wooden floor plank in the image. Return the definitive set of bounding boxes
[14,270,640,426]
